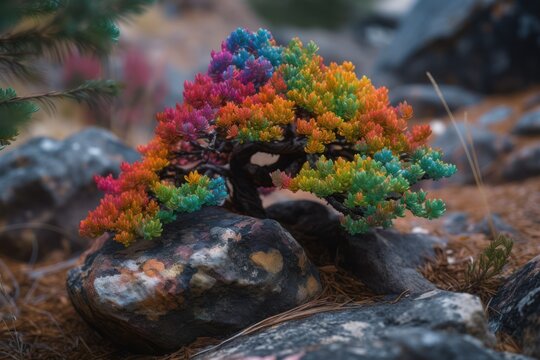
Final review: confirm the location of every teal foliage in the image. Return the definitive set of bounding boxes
[154,176,228,215]
[286,148,455,235]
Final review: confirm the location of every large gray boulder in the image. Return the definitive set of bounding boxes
[337,230,445,295]
[389,84,483,117]
[489,255,540,358]
[0,128,139,261]
[512,109,540,136]
[376,0,540,93]
[196,290,529,360]
[503,144,540,181]
[67,207,322,354]
[266,200,445,295]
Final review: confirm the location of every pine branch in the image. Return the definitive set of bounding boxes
[0,87,38,149]
[0,1,60,33]
[7,80,121,112]
[0,55,41,83]
[0,0,155,80]
[0,80,120,150]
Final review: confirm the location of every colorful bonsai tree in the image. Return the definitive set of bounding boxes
[80,28,456,246]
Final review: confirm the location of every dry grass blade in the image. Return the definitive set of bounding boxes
[426,72,497,238]
[426,72,515,299]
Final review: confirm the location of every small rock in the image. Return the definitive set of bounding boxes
[471,214,521,240]
[196,290,498,360]
[67,207,321,354]
[0,128,139,261]
[337,229,445,294]
[478,106,513,127]
[266,200,340,265]
[432,122,513,184]
[489,255,540,358]
[503,144,540,181]
[389,84,483,118]
[513,109,540,135]
[443,213,522,241]
[443,212,470,235]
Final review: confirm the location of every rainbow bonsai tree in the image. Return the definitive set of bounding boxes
[80,28,456,246]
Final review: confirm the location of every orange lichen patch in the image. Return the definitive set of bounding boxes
[189,270,217,293]
[306,275,321,297]
[298,252,309,272]
[162,263,185,278]
[250,249,284,274]
[142,259,166,277]
[296,275,322,302]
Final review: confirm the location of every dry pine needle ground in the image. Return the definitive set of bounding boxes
[0,178,539,359]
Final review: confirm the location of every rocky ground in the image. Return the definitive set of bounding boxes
[1,0,540,359]
[0,103,539,357]
[1,177,539,359]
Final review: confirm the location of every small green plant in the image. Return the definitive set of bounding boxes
[465,234,513,291]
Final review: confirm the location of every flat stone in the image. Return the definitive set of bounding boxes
[490,255,540,358]
[196,290,503,360]
[443,212,470,235]
[513,109,540,135]
[471,214,522,240]
[503,144,540,181]
[0,128,139,261]
[478,106,513,127]
[337,229,446,294]
[67,207,321,354]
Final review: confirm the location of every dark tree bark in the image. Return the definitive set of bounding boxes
[228,139,307,218]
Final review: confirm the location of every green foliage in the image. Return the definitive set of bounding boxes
[0,87,38,149]
[0,0,154,76]
[275,148,455,235]
[412,148,457,180]
[0,80,120,148]
[141,218,162,240]
[153,173,228,214]
[0,0,153,150]
[465,234,513,290]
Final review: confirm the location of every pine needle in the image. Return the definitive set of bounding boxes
[9,80,121,113]
[426,72,497,238]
